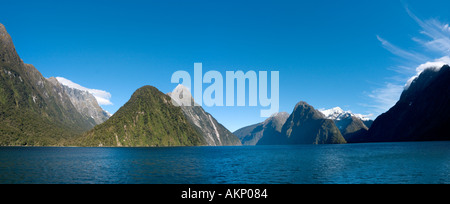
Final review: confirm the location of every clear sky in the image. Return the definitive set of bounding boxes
[1,0,450,131]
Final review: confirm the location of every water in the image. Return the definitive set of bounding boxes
[0,141,449,184]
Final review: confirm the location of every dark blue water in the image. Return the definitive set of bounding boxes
[0,142,449,184]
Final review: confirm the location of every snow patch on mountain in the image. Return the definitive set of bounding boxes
[319,107,372,121]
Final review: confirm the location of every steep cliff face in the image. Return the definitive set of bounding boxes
[0,23,95,145]
[0,24,21,65]
[169,85,241,146]
[48,77,110,125]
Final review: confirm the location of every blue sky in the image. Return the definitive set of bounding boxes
[1,0,450,131]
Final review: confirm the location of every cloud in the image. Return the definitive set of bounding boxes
[365,83,404,116]
[415,56,450,73]
[376,35,429,63]
[406,7,450,55]
[405,56,450,89]
[56,77,113,106]
[403,7,450,89]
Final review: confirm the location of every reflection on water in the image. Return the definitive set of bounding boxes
[0,142,449,184]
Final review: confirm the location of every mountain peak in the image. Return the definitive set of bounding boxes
[78,85,205,147]
[0,22,12,47]
[361,63,450,142]
[174,84,190,91]
[0,24,98,145]
[320,107,345,118]
[292,101,325,120]
[294,101,310,108]
[281,101,346,144]
[0,23,8,38]
[405,58,450,89]
[168,84,195,106]
[132,85,160,98]
[0,23,21,64]
[401,65,450,102]
[169,84,240,146]
[0,23,6,33]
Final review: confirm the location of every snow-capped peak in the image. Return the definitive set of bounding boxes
[319,107,372,121]
[320,107,347,120]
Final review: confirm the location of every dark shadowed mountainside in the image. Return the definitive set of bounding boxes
[281,102,346,144]
[355,65,450,142]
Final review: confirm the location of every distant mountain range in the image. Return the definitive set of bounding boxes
[234,102,348,145]
[235,65,450,145]
[1,22,449,146]
[319,107,373,128]
[319,107,373,142]
[320,107,370,121]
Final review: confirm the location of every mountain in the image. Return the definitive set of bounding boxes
[281,102,346,144]
[76,86,205,147]
[319,107,371,141]
[0,23,95,146]
[357,65,450,142]
[169,85,241,146]
[49,77,110,125]
[234,112,289,145]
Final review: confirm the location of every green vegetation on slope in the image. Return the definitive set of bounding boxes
[0,64,86,146]
[74,86,206,147]
[0,23,97,146]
